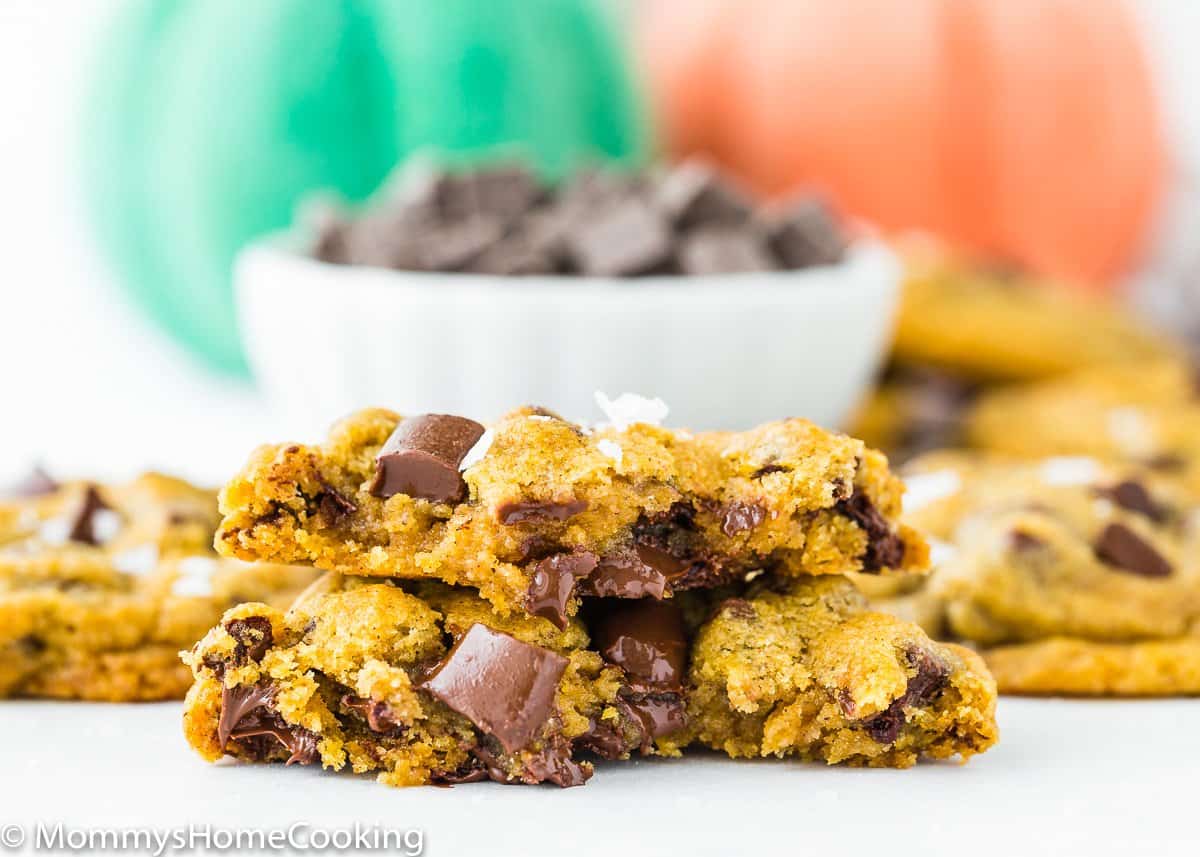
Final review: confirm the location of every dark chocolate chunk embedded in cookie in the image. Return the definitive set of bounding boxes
[371,414,486,503]
[1100,480,1168,523]
[67,485,116,546]
[526,552,599,629]
[418,624,567,753]
[836,493,905,572]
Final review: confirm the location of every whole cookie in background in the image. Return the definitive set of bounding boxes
[863,451,1200,696]
[0,470,318,700]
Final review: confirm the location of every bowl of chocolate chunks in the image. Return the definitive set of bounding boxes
[236,157,901,431]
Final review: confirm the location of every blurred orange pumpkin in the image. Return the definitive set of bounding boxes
[637,0,1166,291]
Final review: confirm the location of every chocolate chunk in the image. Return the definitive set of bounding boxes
[468,233,558,276]
[417,217,506,271]
[862,648,949,745]
[836,493,905,572]
[439,167,543,223]
[317,485,357,524]
[656,161,754,228]
[1094,523,1173,578]
[616,691,688,751]
[9,466,58,498]
[520,735,592,788]
[526,551,599,629]
[720,501,767,537]
[497,497,588,525]
[225,616,273,665]
[593,600,687,691]
[370,414,486,503]
[678,226,775,275]
[431,761,491,785]
[766,197,846,268]
[1144,453,1186,473]
[582,544,690,600]
[1101,480,1167,523]
[576,718,632,759]
[567,197,673,277]
[67,485,115,546]
[418,624,568,752]
[217,683,320,766]
[340,694,404,734]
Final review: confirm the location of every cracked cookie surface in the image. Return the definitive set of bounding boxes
[215,408,927,622]
[181,572,995,787]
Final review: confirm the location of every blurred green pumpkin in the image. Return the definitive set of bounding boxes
[85,0,647,374]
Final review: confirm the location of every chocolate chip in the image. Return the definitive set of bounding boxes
[719,501,767,537]
[766,197,846,268]
[418,624,567,753]
[526,552,599,629]
[576,718,631,760]
[225,616,273,665]
[217,683,275,749]
[566,197,673,276]
[1094,523,1173,578]
[1100,480,1167,523]
[497,497,588,525]
[836,493,904,572]
[656,161,753,228]
[370,414,486,503]
[678,226,775,275]
[8,466,58,498]
[593,600,688,691]
[67,485,114,546]
[341,694,404,734]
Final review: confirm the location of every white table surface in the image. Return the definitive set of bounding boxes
[1,698,1196,857]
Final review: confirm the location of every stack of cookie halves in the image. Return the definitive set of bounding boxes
[181,401,998,788]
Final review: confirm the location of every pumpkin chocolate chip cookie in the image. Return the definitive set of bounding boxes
[181,572,996,787]
[214,406,928,625]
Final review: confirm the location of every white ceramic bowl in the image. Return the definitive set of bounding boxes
[235,237,901,433]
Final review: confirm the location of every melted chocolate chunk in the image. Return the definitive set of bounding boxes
[1094,523,1173,578]
[836,493,904,572]
[581,544,688,600]
[526,551,599,629]
[520,735,592,788]
[497,497,588,525]
[720,501,767,537]
[593,600,687,691]
[217,683,319,765]
[340,694,404,734]
[1101,480,1167,523]
[224,616,273,665]
[862,648,949,745]
[9,466,58,498]
[616,692,688,752]
[370,414,485,503]
[67,485,114,546]
[576,718,631,759]
[418,624,567,753]
[317,485,357,524]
